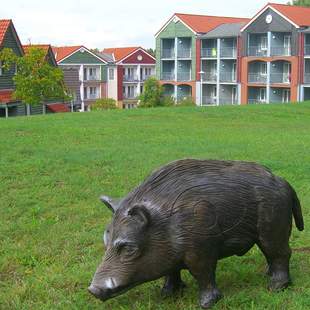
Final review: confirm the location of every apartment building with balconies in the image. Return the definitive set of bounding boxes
[156,3,310,106]
[102,47,156,109]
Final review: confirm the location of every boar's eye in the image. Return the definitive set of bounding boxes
[118,243,140,261]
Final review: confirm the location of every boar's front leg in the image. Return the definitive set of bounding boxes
[161,270,186,297]
[186,253,222,309]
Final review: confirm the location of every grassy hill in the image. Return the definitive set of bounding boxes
[0,104,309,309]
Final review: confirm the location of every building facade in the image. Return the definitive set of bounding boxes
[102,47,156,109]
[156,3,310,105]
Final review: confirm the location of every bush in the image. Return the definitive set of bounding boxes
[162,96,175,107]
[177,97,196,107]
[139,77,164,108]
[91,98,117,111]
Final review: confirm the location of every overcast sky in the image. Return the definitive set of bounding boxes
[2,0,288,49]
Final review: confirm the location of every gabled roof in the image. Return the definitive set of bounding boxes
[52,45,83,62]
[0,19,24,55]
[200,22,247,39]
[23,44,57,66]
[241,3,310,32]
[0,20,11,46]
[102,47,139,62]
[155,13,250,37]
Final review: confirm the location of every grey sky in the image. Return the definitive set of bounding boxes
[1,0,287,49]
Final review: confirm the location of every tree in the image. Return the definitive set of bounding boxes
[139,77,166,108]
[91,98,117,110]
[146,48,156,57]
[0,47,69,106]
[288,0,310,6]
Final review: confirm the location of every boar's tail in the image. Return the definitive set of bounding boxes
[291,186,304,231]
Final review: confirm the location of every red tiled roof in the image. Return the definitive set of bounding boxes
[23,44,50,54]
[47,103,70,113]
[0,90,14,104]
[52,46,82,62]
[102,47,140,62]
[0,20,11,46]
[170,14,250,34]
[268,3,310,27]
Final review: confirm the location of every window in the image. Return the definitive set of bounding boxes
[259,88,266,102]
[261,63,267,75]
[261,36,268,50]
[109,68,114,80]
[0,61,3,76]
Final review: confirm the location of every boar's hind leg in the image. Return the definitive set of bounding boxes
[186,255,222,309]
[257,240,292,291]
[161,270,186,297]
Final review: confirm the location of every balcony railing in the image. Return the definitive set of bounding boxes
[161,72,175,81]
[177,71,191,81]
[219,98,238,105]
[202,72,217,82]
[248,73,267,83]
[304,73,310,84]
[85,75,100,81]
[178,48,191,58]
[220,72,237,83]
[201,48,217,58]
[161,49,175,59]
[248,46,268,57]
[201,97,217,105]
[305,45,310,56]
[123,94,138,100]
[142,75,154,81]
[85,94,99,100]
[270,46,291,56]
[220,48,237,58]
[248,99,267,104]
[270,73,290,84]
[123,75,139,82]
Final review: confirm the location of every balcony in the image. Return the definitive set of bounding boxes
[248,73,267,84]
[202,72,217,82]
[219,98,238,105]
[271,46,291,56]
[84,94,99,100]
[220,72,237,83]
[270,73,290,84]
[220,47,237,58]
[202,97,217,105]
[123,94,138,100]
[161,49,175,59]
[305,45,310,56]
[124,75,139,82]
[177,71,191,82]
[84,75,100,81]
[142,75,154,81]
[305,74,310,84]
[248,46,268,57]
[201,48,217,58]
[178,48,191,59]
[161,72,175,81]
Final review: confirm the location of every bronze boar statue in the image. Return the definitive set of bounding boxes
[88,159,304,309]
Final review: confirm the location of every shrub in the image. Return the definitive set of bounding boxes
[177,97,196,107]
[162,96,175,107]
[91,98,117,111]
[139,77,164,108]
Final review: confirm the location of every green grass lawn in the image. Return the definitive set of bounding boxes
[0,103,309,310]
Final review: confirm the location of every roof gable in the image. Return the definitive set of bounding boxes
[0,20,11,46]
[23,44,57,66]
[102,47,139,62]
[121,48,156,64]
[0,19,24,55]
[155,13,250,37]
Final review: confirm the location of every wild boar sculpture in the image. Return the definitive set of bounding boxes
[88,159,304,309]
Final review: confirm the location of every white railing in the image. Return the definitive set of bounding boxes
[219,98,238,105]
[248,99,267,104]
[202,72,217,82]
[161,49,175,59]
[178,48,191,58]
[270,46,291,56]
[142,75,155,81]
[161,72,175,81]
[123,75,139,82]
[201,97,217,105]
[123,93,138,100]
[248,73,267,83]
[305,45,310,56]
[270,73,290,84]
[177,72,191,81]
[220,72,237,83]
[85,94,99,100]
[201,48,217,58]
[85,75,100,81]
[220,48,237,58]
[248,46,268,57]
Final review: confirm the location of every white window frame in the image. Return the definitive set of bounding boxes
[259,88,266,102]
[109,68,114,80]
[261,62,267,76]
[261,36,268,50]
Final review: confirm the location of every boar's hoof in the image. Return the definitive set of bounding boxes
[200,288,223,309]
[268,272,291,292]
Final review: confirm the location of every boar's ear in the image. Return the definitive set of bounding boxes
[128,205,150,229]
[100,195,120,213]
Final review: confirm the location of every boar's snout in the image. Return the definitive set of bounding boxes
[88,278,116,301]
